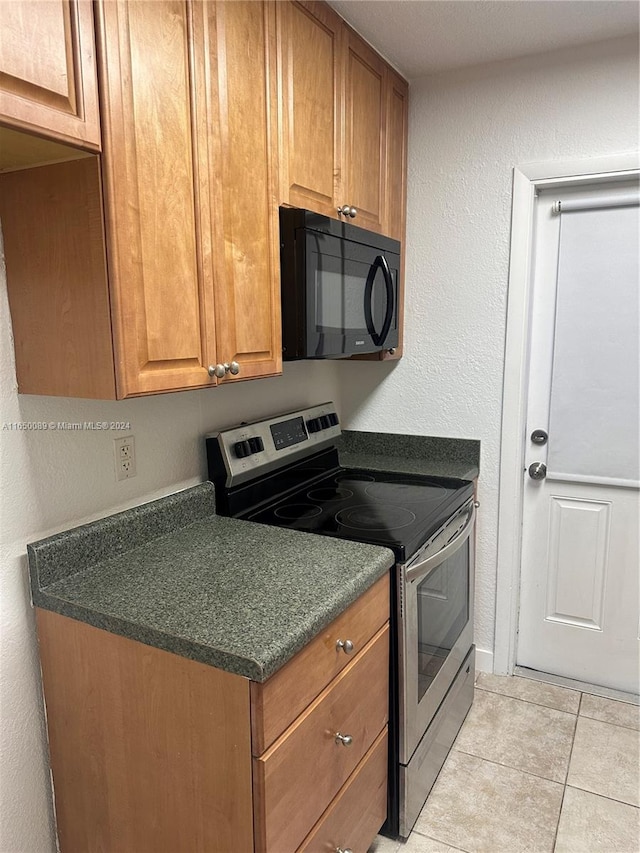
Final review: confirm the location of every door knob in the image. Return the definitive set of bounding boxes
[528,462,547,480]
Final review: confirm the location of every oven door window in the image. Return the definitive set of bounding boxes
[416,543,469,703]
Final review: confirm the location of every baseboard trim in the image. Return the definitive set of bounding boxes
[474,647,494,674]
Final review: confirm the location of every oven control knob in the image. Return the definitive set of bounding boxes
[233,440,252,458]
[248,437,264,454]
[327,412,339,426]
[307,417,322,434]
[320,415,332,430]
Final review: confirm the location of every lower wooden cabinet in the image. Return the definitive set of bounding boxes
[35,574,390,852]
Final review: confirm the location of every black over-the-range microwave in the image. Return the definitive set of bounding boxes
[279,207,401,359]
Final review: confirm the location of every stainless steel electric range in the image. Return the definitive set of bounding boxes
[206,403,476,838]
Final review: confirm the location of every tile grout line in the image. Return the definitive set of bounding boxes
[410,829,471,853]
[563,783,640,810]
[551,690,583,851]
[450,746,566,787]
[475,684,580,717]
[578,711,640,733]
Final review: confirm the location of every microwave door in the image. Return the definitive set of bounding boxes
[364,254,394,347]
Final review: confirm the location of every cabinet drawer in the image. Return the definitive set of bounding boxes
[253,624,389,853]
[251,574,389,754]
[298,726,388,853]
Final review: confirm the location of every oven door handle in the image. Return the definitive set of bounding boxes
[405,502,476,583]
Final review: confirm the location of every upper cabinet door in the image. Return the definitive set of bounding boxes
[342,28,386,234]
[276,0,342,218]
[95,0,215,398]
[202,0,282,382]
[0,0,100,150]
[384,69,409,243]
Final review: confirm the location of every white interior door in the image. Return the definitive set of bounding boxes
[516,180,640,694]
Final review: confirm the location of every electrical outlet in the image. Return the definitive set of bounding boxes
[114,436,136,481]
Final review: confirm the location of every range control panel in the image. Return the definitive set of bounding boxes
[206,403,341,486]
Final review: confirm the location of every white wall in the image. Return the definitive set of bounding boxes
[337,35,639,670]
[0,223,341,852]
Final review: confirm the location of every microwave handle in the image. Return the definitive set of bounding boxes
[364,255,394,346]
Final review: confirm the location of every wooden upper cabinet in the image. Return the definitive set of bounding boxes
[277,2,408,241]
[0,0,100,150]
[201,0,282,381]
[276,0,343,219]
[343,28,386,234]
[95,0,214,397]
[384,69,408,243]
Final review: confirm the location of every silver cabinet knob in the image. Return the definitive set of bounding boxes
[334,732,353,746]
[336,848,353,853]
[209,362,241,378]
[336,638,354,654]
[347,206,357,218]
[528,462,547,480]
[337,204,349,216]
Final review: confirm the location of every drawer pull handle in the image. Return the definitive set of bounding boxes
[334,732,353,747]
[336,638,354,654]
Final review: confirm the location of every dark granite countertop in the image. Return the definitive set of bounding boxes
[28,483,394,682]
[337,431,480,481]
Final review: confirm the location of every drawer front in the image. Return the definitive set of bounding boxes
[251,574,389,754]
[298,726,388,853]
[253,624,389,853]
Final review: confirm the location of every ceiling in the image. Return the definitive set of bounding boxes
[328,0,640,79]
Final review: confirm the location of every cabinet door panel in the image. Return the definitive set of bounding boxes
[277,0,342,216]
[344,28,386,233]
[0,0,100,149]
[96,0,214,397]
[253,625,389,853]
[206,0,281,380]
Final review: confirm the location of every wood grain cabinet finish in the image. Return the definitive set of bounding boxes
[34,575,390,852]
[0,0,100,150]
[277,1,409,241]
[0,0,281,398]
[253,625,389,853]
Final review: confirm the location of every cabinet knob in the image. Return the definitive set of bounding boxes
[334,732,353,747]
[347,206,357,218]
[336,848,353,853]
[336,638,354,654]
[209,362,241,378]
[337,205,349,216]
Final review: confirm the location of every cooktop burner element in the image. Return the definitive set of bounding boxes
[335,504,416,532]
[274,503,323,520]
[307,486,353,502]
[364,482,448,503]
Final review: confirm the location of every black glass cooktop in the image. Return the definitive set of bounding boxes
[239,465,474,562]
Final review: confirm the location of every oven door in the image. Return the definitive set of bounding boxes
[398,499,476,764]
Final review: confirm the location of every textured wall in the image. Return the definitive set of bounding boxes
[336,36,640,667]
[0,221,340,851]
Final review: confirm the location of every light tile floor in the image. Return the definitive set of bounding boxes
[370,673,640,853]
